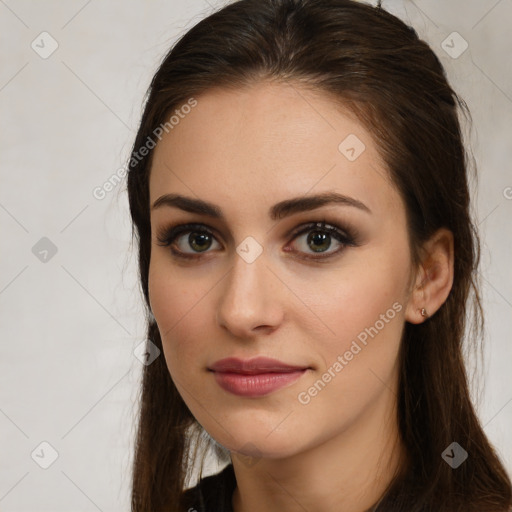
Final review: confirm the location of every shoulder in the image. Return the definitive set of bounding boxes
[182,463,236,512]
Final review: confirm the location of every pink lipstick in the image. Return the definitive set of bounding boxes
[208,357,309,397]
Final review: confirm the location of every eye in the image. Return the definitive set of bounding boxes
[155,220,358,261]
[156,223,221,258]
[285,221,358,261]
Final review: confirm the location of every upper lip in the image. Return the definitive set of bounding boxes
[208,357,309,374]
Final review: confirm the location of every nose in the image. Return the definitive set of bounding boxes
[216,251,284,338]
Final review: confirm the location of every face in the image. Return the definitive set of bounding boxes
[148,80,415,459]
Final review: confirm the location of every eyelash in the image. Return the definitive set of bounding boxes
[155,220,359,262]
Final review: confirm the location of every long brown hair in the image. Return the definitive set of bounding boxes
[126,0,512,510]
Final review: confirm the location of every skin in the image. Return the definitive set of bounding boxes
[147,80,454,512]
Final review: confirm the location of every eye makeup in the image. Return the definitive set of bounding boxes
[155,217,361,262]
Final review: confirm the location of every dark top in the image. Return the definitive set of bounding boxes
[182,463,385,512]
[183,463,237,512]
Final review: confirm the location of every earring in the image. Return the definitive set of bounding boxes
[420,308,429,318]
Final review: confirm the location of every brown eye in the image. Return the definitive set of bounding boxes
[187,232,214,252]
[305,230,332,253]
[156,220,358,261]
[287,221,358,260]
[156,223,221,257]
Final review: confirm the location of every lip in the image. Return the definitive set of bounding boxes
[208,357,310,397]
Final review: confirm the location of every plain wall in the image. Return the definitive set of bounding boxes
[1,0,511,510]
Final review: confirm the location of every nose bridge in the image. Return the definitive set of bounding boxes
[216,246,282,336]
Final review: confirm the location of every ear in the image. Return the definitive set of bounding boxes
[405,227,454,324]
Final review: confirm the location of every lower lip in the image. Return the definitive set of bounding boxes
[211,369,308,397]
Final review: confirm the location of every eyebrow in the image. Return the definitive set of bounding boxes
[151,191,371,220]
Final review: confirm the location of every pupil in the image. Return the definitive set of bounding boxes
[308,231,331,252]
[189,232,211,252]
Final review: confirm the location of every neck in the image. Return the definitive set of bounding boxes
[230,386,406,512]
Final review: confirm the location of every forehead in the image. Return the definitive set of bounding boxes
[149,80,403,223]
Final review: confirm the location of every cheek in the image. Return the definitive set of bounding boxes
[291,240,410,390]
[148,258,212,368]
[291,244,408,342]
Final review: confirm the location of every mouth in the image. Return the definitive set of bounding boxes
[208,357,311,397]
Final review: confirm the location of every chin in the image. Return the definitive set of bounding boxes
[208,424,304,462]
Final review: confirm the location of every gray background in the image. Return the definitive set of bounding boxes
[1,0,511,510]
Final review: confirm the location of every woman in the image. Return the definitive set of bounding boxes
[127,0,512,510]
